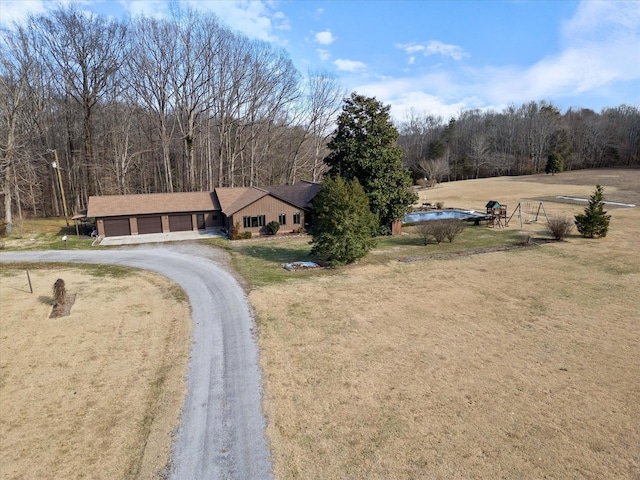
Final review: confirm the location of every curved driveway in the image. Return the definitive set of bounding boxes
[0,246,273,479]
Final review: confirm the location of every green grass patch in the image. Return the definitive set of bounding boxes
[224,227,531,288]
[198,237,233,251]
[228,237,322,289]
[363,226,527,265]
[1,217,97,251]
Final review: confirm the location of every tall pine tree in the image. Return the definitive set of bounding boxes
[575,185,611,238]
[324,92,417,234]
[310,176,377,266]
[545,152,564,175]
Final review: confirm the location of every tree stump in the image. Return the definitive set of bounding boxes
[50,279,76,318]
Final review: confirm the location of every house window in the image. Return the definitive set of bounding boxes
[243,215,266,228]
[293,212,301,224]
[278,213,286,225]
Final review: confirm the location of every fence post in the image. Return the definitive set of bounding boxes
[26,270,33,294]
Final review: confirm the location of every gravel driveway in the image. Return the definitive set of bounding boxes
[0,245,273,479]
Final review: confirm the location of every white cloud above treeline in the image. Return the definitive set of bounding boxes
[364,0,640,119]
[334,59,367,73]
[396,41,469,61]
[314,30,336,45]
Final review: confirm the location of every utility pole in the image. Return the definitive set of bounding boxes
[51,149,70,226]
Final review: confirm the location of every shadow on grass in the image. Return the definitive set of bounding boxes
[375,234,428,247]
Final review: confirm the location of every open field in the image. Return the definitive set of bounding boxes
[0,265,191,480]
[1,169,638,479]
[250,169,640,479]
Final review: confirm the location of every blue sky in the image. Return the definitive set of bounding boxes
[2,0,639,120]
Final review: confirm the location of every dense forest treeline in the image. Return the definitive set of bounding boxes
[1,5,639,223]
[396,103,640,184]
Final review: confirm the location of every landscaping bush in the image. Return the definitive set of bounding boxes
[444,219,465,242]
[229,223,251,240]
[546,215,574,240]
[267,221,280,235]
[436,201,444,210]
[430,220,448,244]
[230,223,242,240]
[415,221,432,245]
[415,219,464,245]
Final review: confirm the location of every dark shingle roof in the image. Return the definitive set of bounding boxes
[87,192,220,218]
[265,181,321,210]
[86,181,322,218]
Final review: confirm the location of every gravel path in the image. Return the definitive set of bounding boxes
[0,246,273,479]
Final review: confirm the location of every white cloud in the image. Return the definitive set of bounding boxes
[396,41,468,60]
[0,0,47,27]
[424,40,469,60]
[334,58,367,72]
[477,0,640,104]
[119,0,169,18]
[396,43,425,54]
[317,48,331,61]
[362,85,472,120]
[379,0,640,116]
[271,11,290,31]
[314,30,335,45]
[562,0,640,48]
[181,0,289,43]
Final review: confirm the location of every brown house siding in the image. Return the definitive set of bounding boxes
[230,195,305,235]
[208,212,224,228]
[91,184,316,238]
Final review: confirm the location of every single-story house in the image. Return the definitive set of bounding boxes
[87,181,321,238]
[216,181,320,236]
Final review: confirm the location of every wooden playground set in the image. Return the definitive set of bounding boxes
[485,200,549,228]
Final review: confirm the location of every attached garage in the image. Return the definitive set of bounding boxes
[169,214,193,232]
[87,191,221,238]
[103,218,131,237]
[137,216,163,234]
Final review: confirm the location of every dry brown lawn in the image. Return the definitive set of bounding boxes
[0,267,191,480]
[251,169,640,479]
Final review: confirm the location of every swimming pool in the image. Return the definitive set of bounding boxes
[403,209,487,223]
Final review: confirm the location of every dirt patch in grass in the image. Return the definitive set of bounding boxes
[0,267,191,480]
[251,170,640,479]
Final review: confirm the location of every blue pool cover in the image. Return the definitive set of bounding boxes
[403,209,487,223]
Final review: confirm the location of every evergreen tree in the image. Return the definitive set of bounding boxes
[575,185,611,238]
[310,176,377,266]
[324,92,417,234]
[545,152,564,175]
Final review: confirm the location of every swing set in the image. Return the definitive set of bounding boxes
[506,201,549,227]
